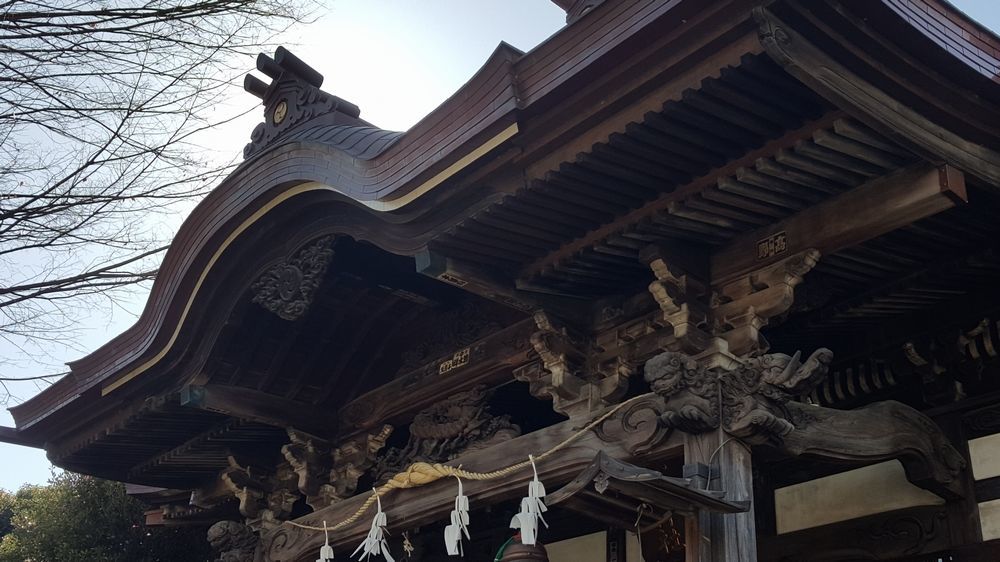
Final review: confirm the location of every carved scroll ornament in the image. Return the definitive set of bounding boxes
[208,520,259,562]
[372,385,520,481]
[251,235,335,321]
[645,348,966,498]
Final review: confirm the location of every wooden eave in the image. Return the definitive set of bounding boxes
[6,0,768,435]
[6,0,1000,468]
[17,239,530,480]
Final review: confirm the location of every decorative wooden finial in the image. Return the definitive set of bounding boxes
[548,0,604,23]
[241,47,366,159]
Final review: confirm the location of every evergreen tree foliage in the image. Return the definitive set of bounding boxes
[0,472,212,562]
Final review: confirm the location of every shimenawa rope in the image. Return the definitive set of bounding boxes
[283,393,650,533]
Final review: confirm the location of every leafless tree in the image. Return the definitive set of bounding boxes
[0,0,311,384]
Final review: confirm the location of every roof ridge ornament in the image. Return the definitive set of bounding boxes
[243,47,367,159]
[549,0,604,24]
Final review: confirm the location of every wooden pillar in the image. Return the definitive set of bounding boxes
[643,238,822,562]
[939,414,982,546]
[684,432,756,562]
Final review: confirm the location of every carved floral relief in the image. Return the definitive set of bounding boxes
[251,235,335,321]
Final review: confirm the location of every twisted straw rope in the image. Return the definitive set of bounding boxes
[284,393,650,533]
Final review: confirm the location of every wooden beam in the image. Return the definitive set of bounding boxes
[711,163,966,284]
[754,7,1000,186]
[180,384,338,436]
[338,317,537,437]
[416,250,537,312]
[685,433,756,562]
[261,404,683,560]
[517,111,845,283]
[0,426,42,448]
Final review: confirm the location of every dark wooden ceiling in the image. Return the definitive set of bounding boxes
[202,237,526,407]
[429,54,834,294]
[46,237,530,488]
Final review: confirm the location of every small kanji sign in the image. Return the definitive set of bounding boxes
[756,231,788,260]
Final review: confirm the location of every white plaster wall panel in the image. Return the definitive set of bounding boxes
[546,531,606,562]
[774,460,944,534]
[969,433,1000,480]
[980,499,1000,541]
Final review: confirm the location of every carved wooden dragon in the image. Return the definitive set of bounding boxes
[644,349,966,498]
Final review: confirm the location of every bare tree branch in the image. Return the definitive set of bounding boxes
[0,0,315,399]
[0,371,67,382]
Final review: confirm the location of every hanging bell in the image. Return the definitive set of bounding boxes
[498,540,549,562]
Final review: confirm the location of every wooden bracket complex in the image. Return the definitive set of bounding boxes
[638,158,967,561]
[645,160,965,365]
[645,244,818,363]
[515,311,631,418]
[641,343,968,562]
[189,426,393,532]
[281,428,333,510]
[330,425,392,500]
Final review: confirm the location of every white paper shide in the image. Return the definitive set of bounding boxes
[443,476,471,556]
[353,490,394,562]
[509,456,548,545]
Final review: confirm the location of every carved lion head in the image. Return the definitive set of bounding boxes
[207,520,256,553]
[644,351,700,397]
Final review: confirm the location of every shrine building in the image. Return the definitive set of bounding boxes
[5,0,1000,560]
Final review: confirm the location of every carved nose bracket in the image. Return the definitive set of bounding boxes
[643,243,819,368]
[514,311,633,419]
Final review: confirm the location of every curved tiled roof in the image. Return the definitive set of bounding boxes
[8,0,1000,443]
[282,125,403,160]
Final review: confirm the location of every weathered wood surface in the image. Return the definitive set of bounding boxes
[938,415,982,546]
[180,384,339,437]
[684,433,757,562]
[646,348,967,498]
[262,405,681,562]
[755,6,1000,185]
[712,163,966,283]
[546,451,748,517]
[781,400,966,500]
[338,318,536,436]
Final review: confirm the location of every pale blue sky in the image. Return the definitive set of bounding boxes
[0,0,567,491]
[2,0,999,491]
